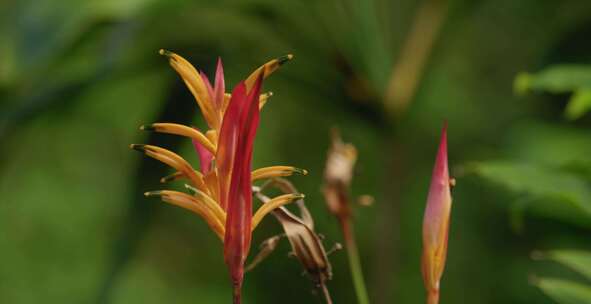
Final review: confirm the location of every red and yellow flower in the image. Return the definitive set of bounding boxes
[131,50,305,303]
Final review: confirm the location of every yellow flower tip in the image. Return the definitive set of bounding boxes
[297,168,309,175]
[158,49,173,57]
[139,124,155,131]
[278,54,294,65]
[144,191,162,197]
[160,172,183,184]
[130,144,146,151]
[293,193,305,199]
[184,183,198,194]
[268,91,274,97]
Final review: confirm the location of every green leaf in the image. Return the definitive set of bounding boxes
[535,277,591,304]
[565,89,591,120]
[543,250,591,281]
[469,161,591,227]
[515,65,591,94]
[506,121,591,170]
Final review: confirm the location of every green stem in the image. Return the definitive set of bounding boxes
[341,218,370,304]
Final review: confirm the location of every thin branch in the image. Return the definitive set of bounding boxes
[320,282,334,304]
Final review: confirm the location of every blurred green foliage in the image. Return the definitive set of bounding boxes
[1,0,591,304]
[515,65,591,120]
[535,278,591,304]
[472,64,591,303]
[534,250,591,304]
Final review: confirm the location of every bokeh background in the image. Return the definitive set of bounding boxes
[1,0,591,303]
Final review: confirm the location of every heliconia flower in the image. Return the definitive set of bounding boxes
[421,123,455,304]
[131,51,305,304]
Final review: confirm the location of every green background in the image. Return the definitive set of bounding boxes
[1,0,591,303]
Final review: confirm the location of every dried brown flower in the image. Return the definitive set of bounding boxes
[248,178,339,303]
[323,128,358,222]
[322,129,371,304]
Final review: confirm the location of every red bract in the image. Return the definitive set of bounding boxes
[422,123,454,304]
[221,76,263,301]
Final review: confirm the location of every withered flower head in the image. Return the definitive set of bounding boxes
[248,178,340,303]
[421,123,454,304]
[323,128,358,221]
[322,129,371,304]
[131,51,305,303]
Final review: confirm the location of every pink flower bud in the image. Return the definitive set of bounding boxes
[421,123,453,304]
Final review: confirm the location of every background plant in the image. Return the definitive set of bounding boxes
[1,0,591,303]
[470,65,591,304]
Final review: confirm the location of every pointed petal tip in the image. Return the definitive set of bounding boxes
[158,49,173,57]
[295,168,308,175]
[144,191,162,197]
[430,121,449,183]
[139,124,155,131]
[183,184,200,195]
[278,54,294,65]
[215,57,225,82]
[130,144,146,151]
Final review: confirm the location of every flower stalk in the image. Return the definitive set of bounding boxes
[322,129,371,304]
[341,218,370,304]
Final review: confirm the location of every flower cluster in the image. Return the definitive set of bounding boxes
[131,50,305,303]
